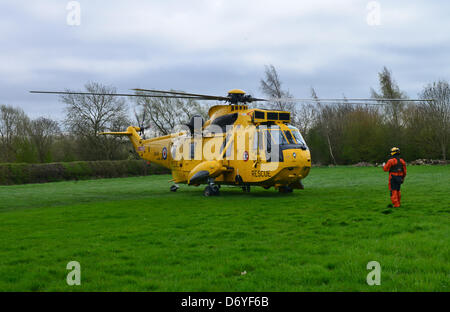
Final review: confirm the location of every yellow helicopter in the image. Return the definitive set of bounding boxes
[31,88,425,196]
[101,89,311,196]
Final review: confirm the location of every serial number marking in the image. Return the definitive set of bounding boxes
[251,170,271,178]
[225,296,269,307]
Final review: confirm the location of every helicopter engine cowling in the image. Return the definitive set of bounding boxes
[188,160,225,185]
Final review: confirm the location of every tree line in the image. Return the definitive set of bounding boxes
[0,67,448,165]
[260,65,449,164]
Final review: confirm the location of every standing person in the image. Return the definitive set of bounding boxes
[383,147,407,207]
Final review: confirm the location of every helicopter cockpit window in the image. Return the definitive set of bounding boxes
[283,130,296,145]
[288,126,307,147]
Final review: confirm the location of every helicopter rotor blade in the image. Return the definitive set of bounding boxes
[312,102,389,106]
[132,88,229,100]
[247,97,267,102]
[30,90,227,100]
[31,91,432,105]
[265,97,431,103]
[134,89,270,103]
[271,100,389,106]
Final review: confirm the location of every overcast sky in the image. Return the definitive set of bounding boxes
[1,0,449,119]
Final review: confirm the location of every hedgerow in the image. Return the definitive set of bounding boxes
[0,160,169,185]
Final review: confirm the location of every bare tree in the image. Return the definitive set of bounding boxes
[28,117,60,162]
[63,82,129,136]
[0,104,29,162]
[260,65,295,112]
[308,88,339,165]
[61,82,130,160]
[371,66,408,127]
[133,91,207,136]
[419,80,450,160]
[292,102,316,134]
[260,64,318,137]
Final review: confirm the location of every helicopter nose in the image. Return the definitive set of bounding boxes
[282,149,305,164]
[282,148,311,170]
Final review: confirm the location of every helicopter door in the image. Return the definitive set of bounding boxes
[250,127,259,163]
[266,129,287,162]
[257,129,269,162]
[266,130,274,162]
[170,139,183,168]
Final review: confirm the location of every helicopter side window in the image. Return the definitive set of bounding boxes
[190,142,195,160]
[269,130,288,146]
[264,130,285,162]
[252,130,258,151]
[220,134,228,154]
[251,127,266,152]
[220,130,234,159]
[226,125,240,158]
[259,130,266,152]
[226,138,233,158]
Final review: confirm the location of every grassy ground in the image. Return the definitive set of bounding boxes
[0,166,448,291]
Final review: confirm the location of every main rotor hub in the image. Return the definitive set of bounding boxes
[227,89,252,104]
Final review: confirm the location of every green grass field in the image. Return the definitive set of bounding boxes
[0,166,448,291]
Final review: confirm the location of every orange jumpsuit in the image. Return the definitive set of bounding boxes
[383,157,407,207]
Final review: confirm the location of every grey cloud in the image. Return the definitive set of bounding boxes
[0,0,449,119]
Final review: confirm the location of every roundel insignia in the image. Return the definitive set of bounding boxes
[293,152,297,159]
[162,147,168,160]
[243,151,249,161]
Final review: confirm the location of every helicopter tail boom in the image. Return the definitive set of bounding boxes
[100,126,143,152]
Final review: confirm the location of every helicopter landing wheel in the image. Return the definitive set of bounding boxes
[279,185,293,193]
[170,185,179,192]
[204,185,220,196]
[242,184,251,193]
